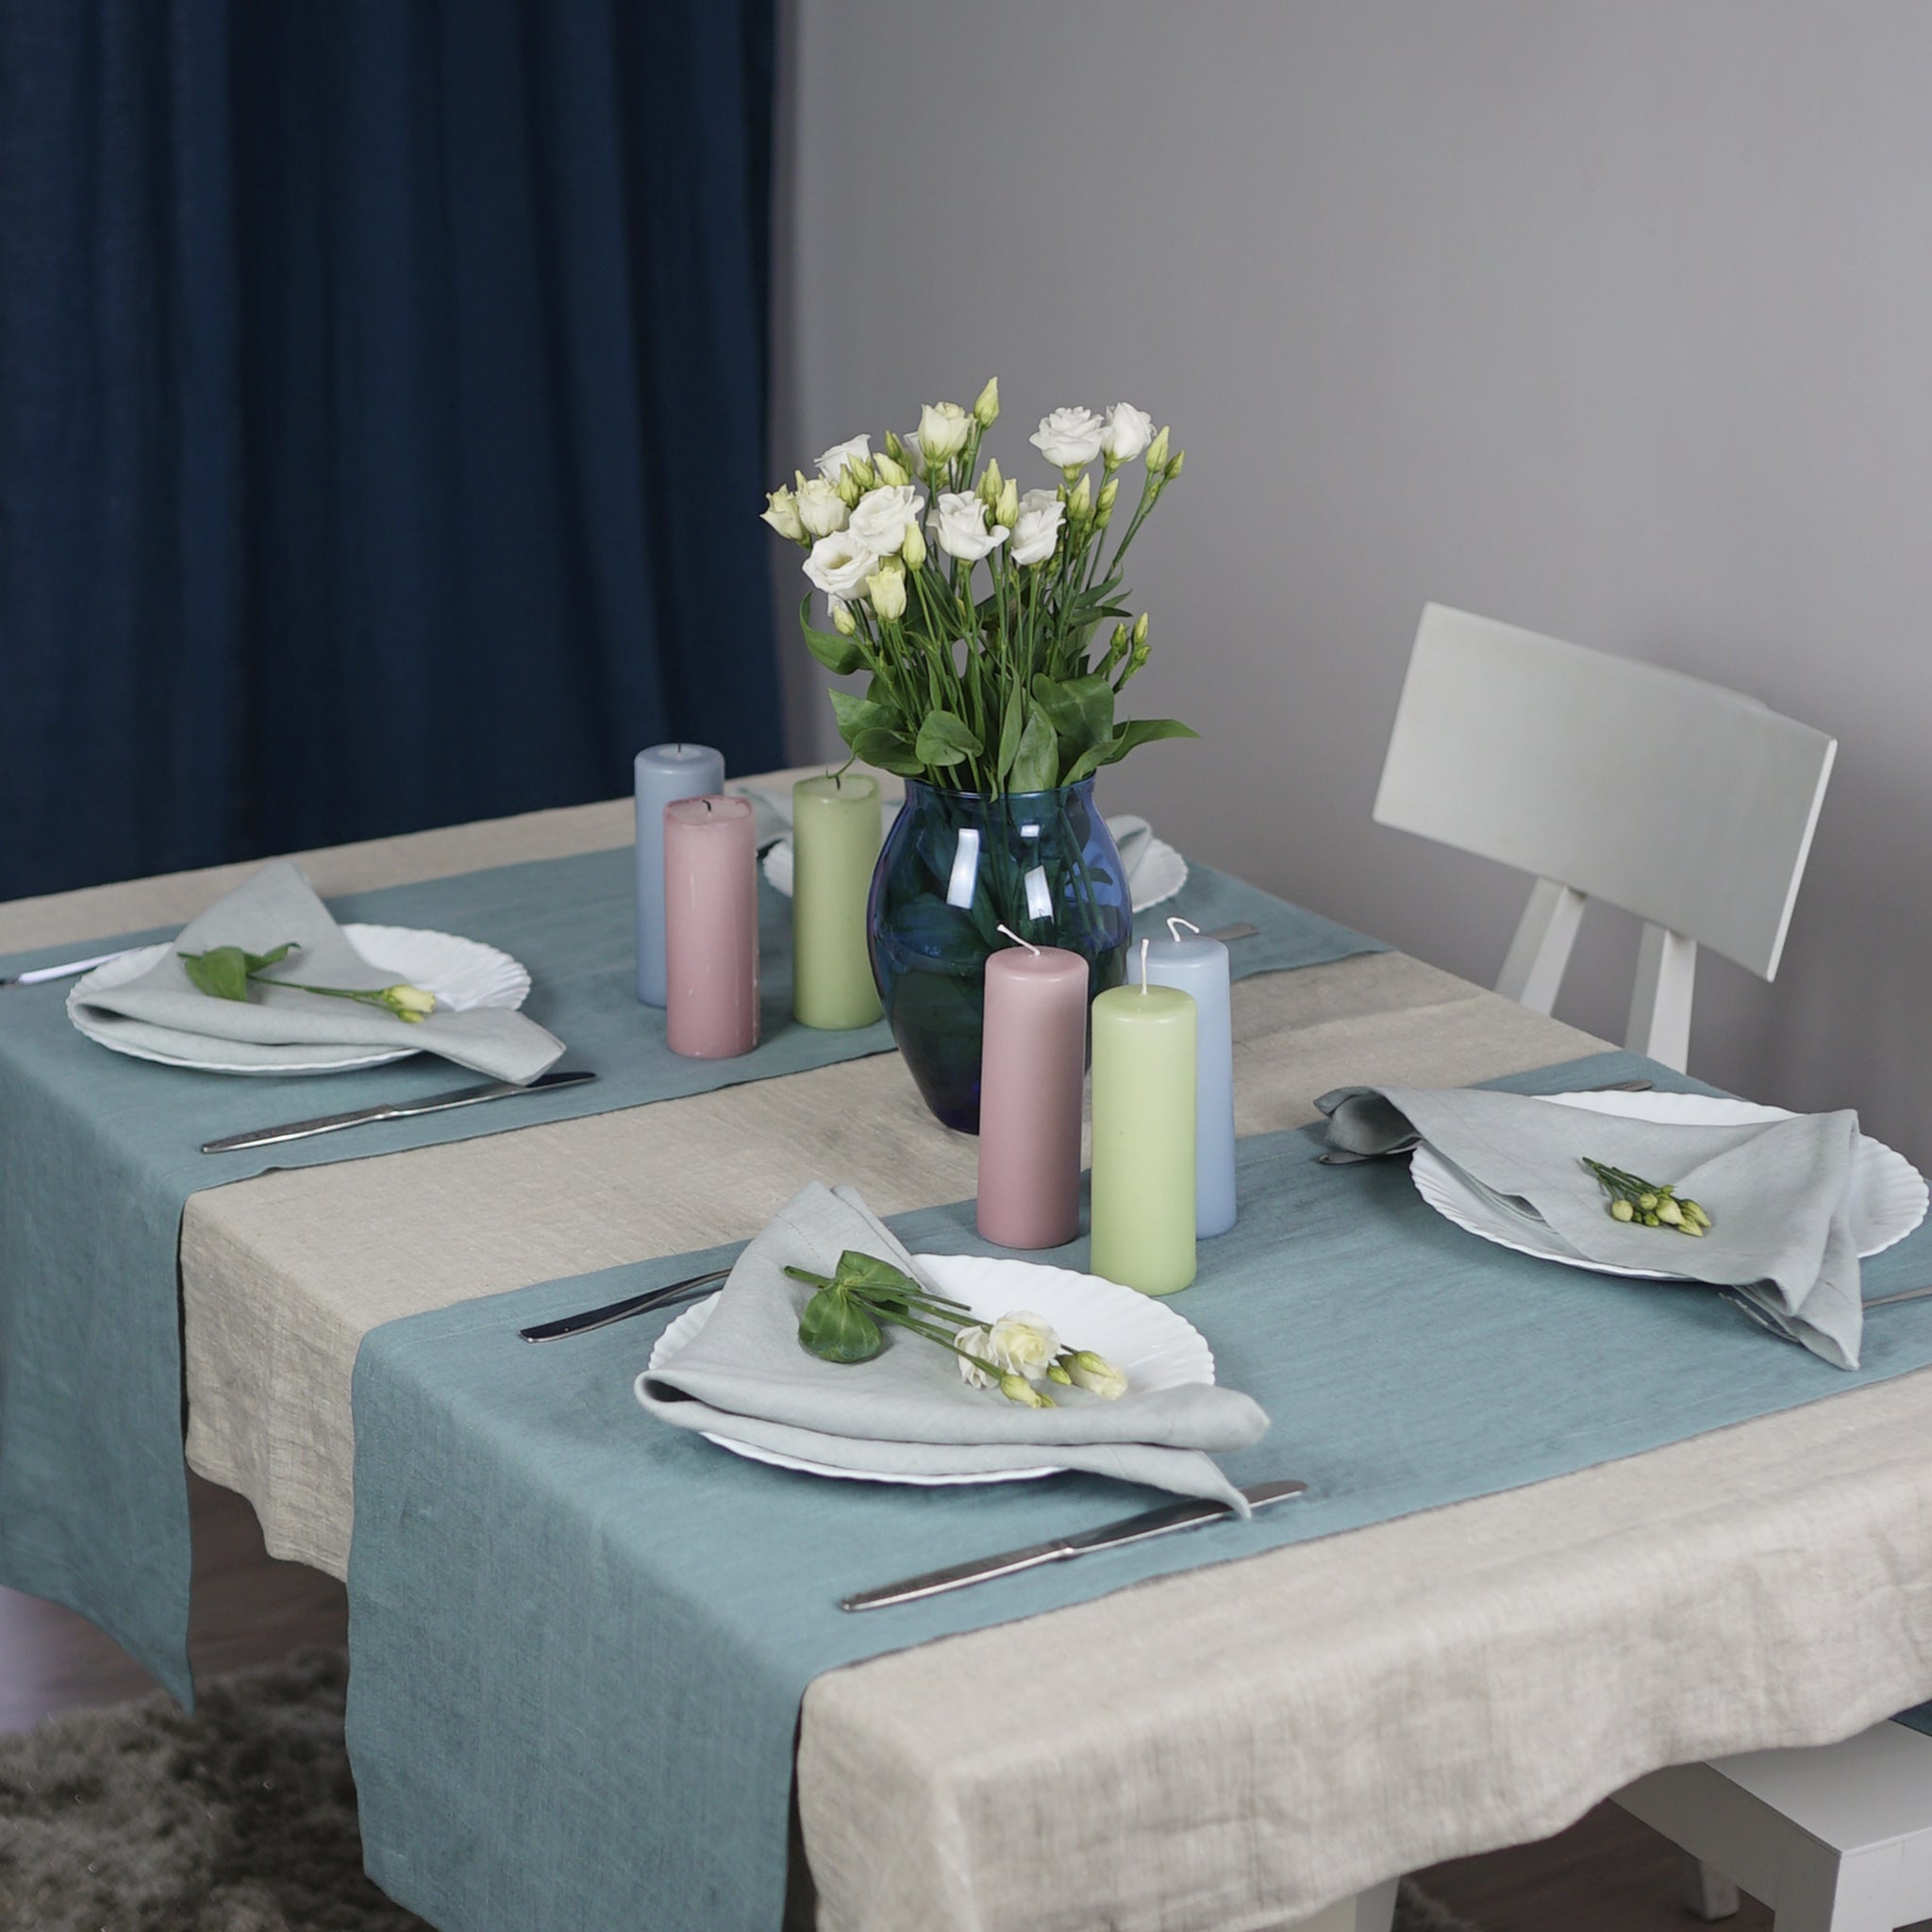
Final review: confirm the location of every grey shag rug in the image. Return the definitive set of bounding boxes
[0,1648,1477,1931]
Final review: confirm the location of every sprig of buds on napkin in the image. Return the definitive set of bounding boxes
[182,942,439,1024]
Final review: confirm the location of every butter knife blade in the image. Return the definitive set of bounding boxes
[200,1068,595,1154]
[840,1476,1307,1611]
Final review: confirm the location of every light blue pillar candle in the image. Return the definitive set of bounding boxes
[1143,922,1237,1236]
[635,742,724,1005]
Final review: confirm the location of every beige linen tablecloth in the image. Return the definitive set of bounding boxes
[9,788,1932,1932]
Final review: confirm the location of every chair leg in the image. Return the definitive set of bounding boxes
[1625,923,1696,1071]
[1679,1850,1742,1921]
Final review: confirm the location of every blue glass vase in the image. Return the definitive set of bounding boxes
[866,778,1132,1134]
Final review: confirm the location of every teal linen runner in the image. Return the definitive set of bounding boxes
[344,1049,1932,1932]
[0,843,1371,1703]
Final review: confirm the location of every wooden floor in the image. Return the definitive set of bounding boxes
[0,1476,1913,1932]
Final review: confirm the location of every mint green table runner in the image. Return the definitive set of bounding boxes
[0,843,1372,1703]
[344,1049,1932,1932]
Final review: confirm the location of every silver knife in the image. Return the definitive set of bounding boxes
[519,1264,731,1341]
[1,948,137,989]
[840,1476,1307,1611]
[200,1068,596,1154]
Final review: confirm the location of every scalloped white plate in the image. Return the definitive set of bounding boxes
[641,1251,1215,1485]
[67,924,530,1076]
[761,814,1188,914]
[1411,1089,1929,1280]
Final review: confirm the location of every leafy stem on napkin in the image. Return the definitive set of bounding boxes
[1582,1158,1712,1235]
[782,1250,1129,1408]
[179,943,439,1024]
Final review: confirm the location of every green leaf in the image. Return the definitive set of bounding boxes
[913,709,983,767]
[851,726,925,776]
[1030,673,1115,752]
[179,941,297,1003]
[799,592,863,676]
[994,695,1024,783]
[797,1285,884,1364]
[1009,706,1059,791]
[832,1251,924,1307]
[828,689,898,749]
[1064,716,1198,784]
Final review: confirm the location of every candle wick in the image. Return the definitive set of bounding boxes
[1166,916,1201,942]
[1139,938,1150,992]
[996,924,1041,957]
[703,797,714,814]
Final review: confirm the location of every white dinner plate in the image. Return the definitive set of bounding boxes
[642,1251,1216,1486]
[1411,1089,1930,1279]
[66,924,531,1076]
[761,814,1189,914]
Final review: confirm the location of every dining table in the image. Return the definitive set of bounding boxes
[6,768,1932,1932]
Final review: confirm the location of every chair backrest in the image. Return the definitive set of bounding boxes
[1374,604,1836,981]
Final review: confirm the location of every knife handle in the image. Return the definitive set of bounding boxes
[841,1541,1074,1612]
[519,1266,732,1341]
[202,1105,400,1154]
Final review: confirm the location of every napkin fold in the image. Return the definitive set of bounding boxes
[73,860,564,1084]
[1316,1084,1865,1368]
[637,1182,1270,1506]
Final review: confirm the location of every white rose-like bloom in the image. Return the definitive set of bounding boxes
[987,1310,1061,1381]
[954,1324,997,1390]
[760,486,806,542]
[814,434,871,479]
[1099,402,1154,464]
[794,476,848,539]
[918,401,972,463]
[934,491,1008,563]
[1030,406,1105,469]
[847,484,925,557]
[803,532,879,602]
[1008,488,1065,566]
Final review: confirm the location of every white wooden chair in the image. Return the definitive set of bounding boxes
[1616,1719,1932,1932]
[1371,603,1837,1071]
[1375,606,1932,1927]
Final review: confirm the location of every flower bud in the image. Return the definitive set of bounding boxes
[873,449,910,489]
[866,563,907,623]
[1164,449,1185,480]
[994,478,1019,529]
[381,983,437,1023]
[900,520,927,570]
[976,458,1004,508]
[1132,611,1149,646]
[1610,1198,1636,1223]
[1000,1373,1055,1408]
[830,598,858,637]
[883,429,907,463]
[1657,1198,1684,1225]
[1066,473,1093,523]
[835,468,864,509]
[1046,1362,1072,1385]
[1145,425,1170,471]
[761,485,807,543]
[1095,475,1120,522]
[973,375,1000,427]
[1063,1350,1128,1400]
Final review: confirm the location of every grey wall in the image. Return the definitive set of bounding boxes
[768,1,1932,1164]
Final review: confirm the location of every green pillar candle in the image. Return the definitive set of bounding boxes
[791,773,884,1030]
[1090,971,1198,1294]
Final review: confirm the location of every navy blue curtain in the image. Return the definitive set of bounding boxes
[0,0,782,901]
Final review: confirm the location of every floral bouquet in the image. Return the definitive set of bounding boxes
[762,380,1193,794]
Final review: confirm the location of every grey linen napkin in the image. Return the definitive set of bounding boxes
[1316,1085,1865,1368]
[73,860,564,1084]
[636,1182,1270,1507]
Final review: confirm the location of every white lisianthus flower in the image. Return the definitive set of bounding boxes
[1030,406,1106,470]
[866,563,907,623]
[918,401,972,463]
[954,1324,997,1389]
[814,433,871,480]
[987,1310,1061,1381]
[1098,402,1154,465]
[794,476,849,539]
[934,491,1008,563]
[804,532,879,602]
[760,486,806,542]
[847,484,925,557]
[1062,1350,1129,1400]
[1008,488,1064,566]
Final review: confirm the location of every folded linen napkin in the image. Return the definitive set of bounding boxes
[72,860,564,1084]
[636,1181,1270,1506]
[1316,1085,1864,1368]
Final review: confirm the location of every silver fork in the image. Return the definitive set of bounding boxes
[1316,1076,1657,1163]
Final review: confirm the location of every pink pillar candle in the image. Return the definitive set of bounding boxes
[663,795,759,1059]
[976,943,1089,1248]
